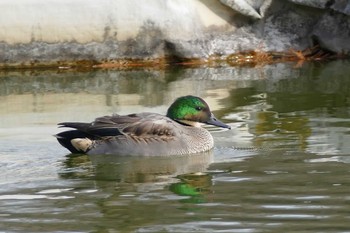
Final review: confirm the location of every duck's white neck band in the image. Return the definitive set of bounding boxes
[178,119,203,127]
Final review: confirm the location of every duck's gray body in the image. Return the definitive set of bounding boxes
[56,113,214,156]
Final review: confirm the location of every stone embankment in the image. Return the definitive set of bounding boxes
[1,0,349,69]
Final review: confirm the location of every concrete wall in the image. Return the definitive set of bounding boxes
[1,0,350,68]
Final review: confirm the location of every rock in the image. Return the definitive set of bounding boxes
[312,13,350,53]
[220,0,273,19]
[331,0,350,16]
[287,0,329,9]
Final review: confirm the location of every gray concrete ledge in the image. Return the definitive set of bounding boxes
[1,0,349,68]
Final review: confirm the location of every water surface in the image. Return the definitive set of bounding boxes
[1,60,350,232]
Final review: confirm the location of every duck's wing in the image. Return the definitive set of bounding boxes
[118,113,178,139]
[58,113,179,139]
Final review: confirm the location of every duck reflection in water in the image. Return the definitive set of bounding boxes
[61,151,212,182]
[59,151,214,203]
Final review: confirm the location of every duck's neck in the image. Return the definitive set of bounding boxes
[176,119,203,128]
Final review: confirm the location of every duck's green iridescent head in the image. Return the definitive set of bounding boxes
[166,95,231,129]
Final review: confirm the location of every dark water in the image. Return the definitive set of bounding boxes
[1,60,350,232]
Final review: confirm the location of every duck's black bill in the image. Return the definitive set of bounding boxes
[206,115,231,129]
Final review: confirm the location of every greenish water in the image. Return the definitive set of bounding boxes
[1,60,350,232]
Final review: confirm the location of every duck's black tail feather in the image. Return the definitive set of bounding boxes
[58,122,91,130]
[55,130,91,154]
[58,122,122,137]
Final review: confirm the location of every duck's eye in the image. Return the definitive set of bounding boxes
[196,106,203,111]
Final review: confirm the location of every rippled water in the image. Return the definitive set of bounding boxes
[1,60,350,232]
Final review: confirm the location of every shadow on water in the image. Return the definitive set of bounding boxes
[1,60,350,232]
